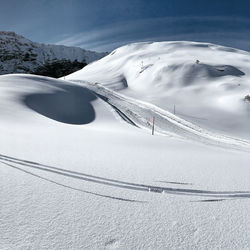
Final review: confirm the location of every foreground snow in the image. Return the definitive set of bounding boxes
[0,72,250,249]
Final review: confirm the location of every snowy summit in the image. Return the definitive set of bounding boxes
[68,41,250,139]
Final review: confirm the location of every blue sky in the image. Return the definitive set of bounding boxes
[0,0,250,52]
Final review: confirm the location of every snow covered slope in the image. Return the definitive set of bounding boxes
[1,74,250,249]
[73,81,250,151]
[0,73,250,249]
[67,41,250,139]
[0,31,107,75]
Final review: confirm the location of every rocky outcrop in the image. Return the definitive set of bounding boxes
[0,31,107,77]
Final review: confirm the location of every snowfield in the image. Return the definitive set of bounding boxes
[1,41,250,249]
[68,41,250,139]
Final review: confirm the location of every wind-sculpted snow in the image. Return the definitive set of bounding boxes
[68,41,250,139]
[159,63,245,87]
[0,74,97,125]
[1,44,250,249]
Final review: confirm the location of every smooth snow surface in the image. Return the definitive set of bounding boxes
[68,41,250,139]
[1,41,250,250]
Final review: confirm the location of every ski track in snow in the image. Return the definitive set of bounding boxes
[2,42,250,249]
[1,153,250,202]
[71,80,250,151]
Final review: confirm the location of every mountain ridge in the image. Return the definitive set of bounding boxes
[0,31,108,77]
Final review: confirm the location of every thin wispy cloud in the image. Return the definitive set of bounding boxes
[1,0,250,52]
[54,16,250,52]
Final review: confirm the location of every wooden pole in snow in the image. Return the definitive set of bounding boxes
[152,117,155,135]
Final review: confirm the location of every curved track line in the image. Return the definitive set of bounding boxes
[1,154,250,200]
[71,80,250,151]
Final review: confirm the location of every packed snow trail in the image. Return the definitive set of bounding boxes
[71,80,250,151]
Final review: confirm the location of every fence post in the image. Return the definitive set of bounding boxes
[152,117,155,135]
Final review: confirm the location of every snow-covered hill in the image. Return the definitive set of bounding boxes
[1,42,250,249]
[0,31,107,75]
[68,41,250,139]
[1,73,250,249]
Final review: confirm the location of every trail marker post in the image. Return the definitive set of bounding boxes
[152,117,155,135]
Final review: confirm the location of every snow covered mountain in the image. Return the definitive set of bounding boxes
[1,41,250,249]
[0,31,107,76]
[67,41,250,139]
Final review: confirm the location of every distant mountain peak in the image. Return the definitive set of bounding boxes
[0,31,108,77]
